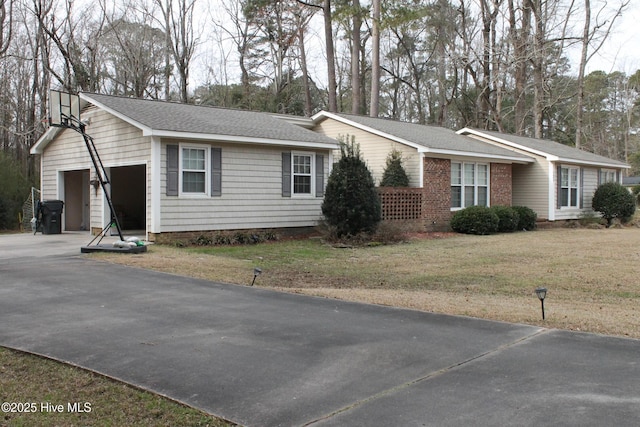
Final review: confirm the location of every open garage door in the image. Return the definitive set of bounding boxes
[63,170,90,231]
[110,165,146,231]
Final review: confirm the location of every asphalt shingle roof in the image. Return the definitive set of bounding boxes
[465,128,628,167]
[82,93,337,145]
[326,113,532,160]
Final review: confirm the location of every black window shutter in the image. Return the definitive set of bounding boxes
[556,164,562,209]
[211,147,222,197]
[282,152,291,197]
[579,168,584,208]
[315,154,324,197]
[166,144,179,196]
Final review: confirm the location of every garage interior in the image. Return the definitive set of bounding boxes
[63,165,146,233]
[110,164,146,231]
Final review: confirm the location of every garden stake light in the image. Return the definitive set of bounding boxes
[251,268,262,286]
[535,287,547,320]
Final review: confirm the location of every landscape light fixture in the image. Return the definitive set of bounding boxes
[535,287,547,320]
[251,268,262,286]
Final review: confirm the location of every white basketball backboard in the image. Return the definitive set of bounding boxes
[49,90,81,127]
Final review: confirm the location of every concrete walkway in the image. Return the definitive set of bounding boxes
[1,232,639,426]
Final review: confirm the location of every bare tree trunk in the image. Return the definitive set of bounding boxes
[296,0,336,112]
[351,0,361,115]
[575,0,628,149]
[509,0,532,135]
[218,0,256,105]
[156,0,197,103]
[297,20,313,116]
[35,0,92,92]
[323,0,338,112]
[574,0,591,149]
[530,0,544,138]
[435,0,447,126]
[162,0,172,100]
[0,0,13,57]
[478,0,494,129]
[370,0,380,117]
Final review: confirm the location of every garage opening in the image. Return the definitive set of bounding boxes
[110,165,146,231]
[64,170,90,231]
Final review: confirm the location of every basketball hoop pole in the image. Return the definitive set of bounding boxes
[78,128,125,243]
[48,91,125,243]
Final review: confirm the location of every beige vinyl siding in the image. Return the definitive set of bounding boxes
[511,159,550,219]
[582,168,599,209]
[313,118,421,187]
[41,108,151,232]
[160,141,329,231]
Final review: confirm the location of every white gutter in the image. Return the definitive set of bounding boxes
[145,129,339,150]
[418,147,534,164]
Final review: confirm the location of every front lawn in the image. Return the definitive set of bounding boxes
[96,227,640,339]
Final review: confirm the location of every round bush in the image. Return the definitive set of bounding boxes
[450,206,499,235]
[511,206,537,231]
[592,182,636,226]
[490,206,520,232]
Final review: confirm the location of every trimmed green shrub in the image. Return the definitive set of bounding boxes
[490,206,520,232]
[380,149,410,187]
[511,206,537,231]
[322,136,382,237]
[450,206,499,235]
[592,182,636,226]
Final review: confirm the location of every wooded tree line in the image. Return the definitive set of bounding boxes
[1,0,639,227]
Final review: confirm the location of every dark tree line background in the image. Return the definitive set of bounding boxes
[1,0,639,228]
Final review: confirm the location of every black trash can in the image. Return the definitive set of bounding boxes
[40,200,64,234]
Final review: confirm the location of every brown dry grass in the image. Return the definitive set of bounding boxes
[92,227,640,340]
[0,347,233,426]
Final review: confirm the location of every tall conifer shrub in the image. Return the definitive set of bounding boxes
[322,136,381,237]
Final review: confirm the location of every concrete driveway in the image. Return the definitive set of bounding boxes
[1,232,640,426]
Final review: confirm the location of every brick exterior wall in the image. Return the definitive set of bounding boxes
[379,159,514,232]
[490,163,513,206]
[423,157,452,231]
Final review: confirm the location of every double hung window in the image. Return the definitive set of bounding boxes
[181,147,207,194]
[451,162,489,208]
[293,154,312,195]
[282,151,324,198]
[599,169,617,185]
[560,166,579,208]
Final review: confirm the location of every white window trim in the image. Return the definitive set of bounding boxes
[451,161,490,210]
[179,143,210,198]
[560,166,580,209]
[291,151,315,197]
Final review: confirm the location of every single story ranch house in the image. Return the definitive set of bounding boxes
[32,93,630,237]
